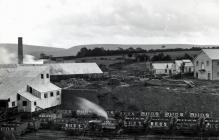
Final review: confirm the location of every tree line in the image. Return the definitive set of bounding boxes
[76,46,196,61]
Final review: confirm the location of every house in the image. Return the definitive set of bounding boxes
[173,59,194,74]
[152,62,174,75]
[193,49,219,80]
[0,65,61,112]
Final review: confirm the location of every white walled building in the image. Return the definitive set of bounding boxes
[0,65,61,112]
[194,49,219,80]
[173,59,194,74]
[152,62,174,75]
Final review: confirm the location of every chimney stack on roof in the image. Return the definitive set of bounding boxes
[18,37,23,64]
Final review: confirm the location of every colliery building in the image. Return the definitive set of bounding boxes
[0,65,61,112]
[0,37,103,112]
[48,63,103,81]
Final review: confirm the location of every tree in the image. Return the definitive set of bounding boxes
[91,47,105,56]
[151,53,165,61]
[77,47,89,57]
[183,53,193,60]
[163,54,172,61]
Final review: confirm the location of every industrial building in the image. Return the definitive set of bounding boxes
[194,49,219,80]
[0,37,103,112]
[48,62,103,81]
[0,65,61,112]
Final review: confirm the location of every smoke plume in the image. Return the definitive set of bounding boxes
[0,48,43,64]
[23,55,44,64]
[76,97,108,119]
[0,48,16,64]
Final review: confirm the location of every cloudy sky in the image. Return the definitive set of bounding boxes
[0,0,219,48]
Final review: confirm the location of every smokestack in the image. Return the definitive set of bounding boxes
[18,37,23,64]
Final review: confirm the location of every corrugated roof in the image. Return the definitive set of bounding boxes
[0,63,103,75]
[202,49,219,60]
[47,63,103,75]
[152,63,173,70]
[0,66,48,99]
[19,91,39,101]
[175,60,192,67]
[30,82,61,93]
[184,63,194,67]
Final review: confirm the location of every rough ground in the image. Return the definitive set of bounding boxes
[61,79,219,115]
[59,62,219,115]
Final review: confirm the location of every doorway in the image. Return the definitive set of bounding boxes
[208,73,211,80]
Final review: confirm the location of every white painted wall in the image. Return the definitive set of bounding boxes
[194,52,212,80]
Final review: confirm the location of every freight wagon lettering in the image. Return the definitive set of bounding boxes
[165,112,178,117]
[189,113,210,118]
[140,112,160,117]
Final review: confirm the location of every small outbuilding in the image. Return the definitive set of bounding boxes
[152,62,174,75]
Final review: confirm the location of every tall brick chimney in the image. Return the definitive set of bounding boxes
[18,37,23,64]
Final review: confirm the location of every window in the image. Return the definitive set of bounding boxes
[44,93,48,98]
[12,101,15,107]
[23,101,27,106]
[17,94,20,100]
[165,69,167,73]
[201,62,205,69]
[196,61,199,66]
[206,61,209,66]
[50,92,53,97]
[29,87,32,93]
[57,91,60,96]
[46,74,50,78]
[41,74,44,79]
[34,101,37,106]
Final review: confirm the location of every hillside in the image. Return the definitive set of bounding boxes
[68,44,218,56]
[0,43,70,58]
[0,43,218,58]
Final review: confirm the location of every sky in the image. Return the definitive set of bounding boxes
[0,0,219,48]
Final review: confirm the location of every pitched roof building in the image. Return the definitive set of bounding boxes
[0,65,61,112]
[152,62,174,75]
[194,49,219,80]
[47,63,103,75]
[173,59,194,74]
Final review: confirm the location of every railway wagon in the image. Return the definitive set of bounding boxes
[148,118,171,134]
[174,118,200,135]
[203,118,219,136]
[27,120,41,131]
[101,118,119,134]
[0,122,28,136]
[85,119,119,136]
[122,116,148,134]
[64,122,86,136]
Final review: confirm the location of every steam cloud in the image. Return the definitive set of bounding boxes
[0,48,16,64]
[0,48,43,64]
[76,97,108,119]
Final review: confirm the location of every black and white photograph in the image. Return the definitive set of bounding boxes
[1,0,219,139]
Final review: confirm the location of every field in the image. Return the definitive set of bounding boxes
[73,50,200,67]
[57,60,219,114]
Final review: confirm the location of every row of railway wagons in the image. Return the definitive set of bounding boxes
[58,110,219,136]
